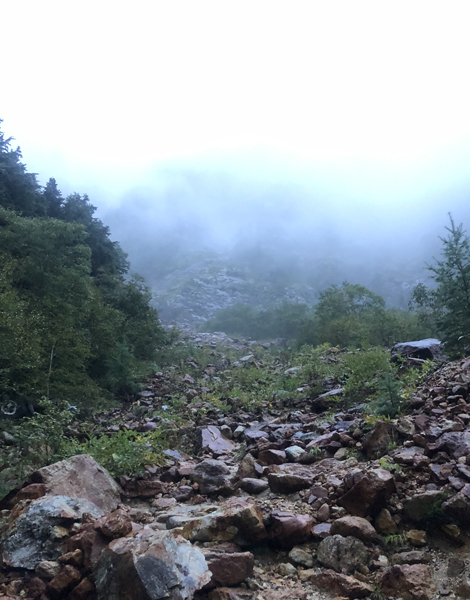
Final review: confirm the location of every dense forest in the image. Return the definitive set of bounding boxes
[0,121,169,416]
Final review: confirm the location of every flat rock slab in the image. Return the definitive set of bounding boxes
[202,426,237,455]
[32,455,122,512]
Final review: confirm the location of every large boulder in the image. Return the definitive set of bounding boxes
[317,535,369,574]
[391,338,445,362]
[94,529,211,600]
[1,495,104,569]
[31,455,122,512]
[337,469,395,517]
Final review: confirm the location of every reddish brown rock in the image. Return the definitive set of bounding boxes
[330,516,377,542]
[67,526,108,569]
[268,511,313,548]
[69,577,96,600]
[260,588,307,600]
[191,459,234,496]
[202,548,254,587]
[32,455,121,512]
[58,549,83,567]
[9,483,46,506]
[267,464,315,493]
[47,565,82,598]
[120,476,167,498]
[257,449,286,465]
[236,453,257,480]
[202,426,237,456]
[238,478,269,494]
[27,577,47,599]
[363,421,394,459]
[381,564,436,600]
[95,508,132,539]
[209,588,254,600]
[337,469,396,517]
[442,483,470,523]
[308,569,373,598]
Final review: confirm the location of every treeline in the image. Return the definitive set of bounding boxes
[203,283,431,347]
[0,122,168,413]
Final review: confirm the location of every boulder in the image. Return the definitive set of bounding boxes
[202,547,254,587]
[1,495,104,570]
[191,459,233,496]
[257,449,286,465]
[32,455,122,512]
[381,564,437,600]
[268,511,313,548]
[95,509,132,539]
[47,565,82,598]
[182,498,266,547]
[317,535,369,573]
[337,469,395,517]
[238,478,268,494]
[267,464,315,493]
[391,338,444,362]
[201,427,237,456]
[330,516,377,542]
[94,529,211,600]
[442,484,470,523]
[403,490,447,522]
[363,421,394,459]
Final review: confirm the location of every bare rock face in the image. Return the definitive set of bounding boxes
[329,516,377,542]
[380,564,437,600]
[337,469,396,517]
[32,455,122,512]
[1,495,104,570]
[94,529,211,600]
[317,535,369,574]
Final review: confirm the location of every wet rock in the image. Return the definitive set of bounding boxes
[375,508,398,534]
[94,528,211,600]
[442,484,470,523]
[267,464,315,493]
[403,490,447,522]
[191,459,233,496]
[202,426,237,456]
[381,564,437,600]
[337,468,395,517]
[1,495,104,569]
[47,565,82,599]
[317,534,368,573]
[330,516,377,542]
[202,548,254,587]
[32,455,122,512]
[182,498,266,546]
[95,508,132,539]
[238,478,268,494]
[307,569,373,599]
[268,511,313,548]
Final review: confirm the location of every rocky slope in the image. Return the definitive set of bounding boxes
[1,339,470,599]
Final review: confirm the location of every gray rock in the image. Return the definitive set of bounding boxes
[288,546,314,568]
[285,446,306,462]
[317,535,369,574]
[239,478,269,494]
[403,490,447,522]
[191,459,233,496]
[94,528,211,600]
[32,455,122,512]
[391,338,445,361]
[201,426,237,456]
[2,495,104,569]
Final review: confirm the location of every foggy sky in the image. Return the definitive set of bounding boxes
[3,1,470,295]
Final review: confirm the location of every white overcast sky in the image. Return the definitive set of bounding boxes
[3,1,470,214]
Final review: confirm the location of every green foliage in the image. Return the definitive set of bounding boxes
[373,367,405,418]
[411,215,470,357]
[0,123,169,408]
[81,429,166,478]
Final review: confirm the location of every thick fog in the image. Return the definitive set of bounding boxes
[3,2,470,320]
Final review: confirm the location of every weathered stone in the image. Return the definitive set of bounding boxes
[32,455,121,512]
[403,490,447,522]
[27,577,46,598]
[257,588,306,600]
[35,560,61,579]
[431,431,470,459]
[8,483,46,507]
[288,546,314,567]
[312,523,331,539]
[120,476,167,498]
[308,569,373,599]
[268,511,313,548]
[330,516,377,542]
[317,535,369,573]
[391,551,430,565]
[236,454,257,480]
[375,508,398,534]
[363,421,394,459]
[267,464,315,493]
[202,548,254,587]
[94,529,211,600]
[285,446,306,462]
[238,478,268,494]
[209,588,253,600]
[47,565,82,598]
[317,503,330,522]
[442,484,470,523]
[391,338,444,362]
[202,426,237,455]
[69,577,96,600]
[1,495,104,569]
[278,562,297,576]
[191,459,233,496]
[182,498,266,547]
[58,548,83,567]
[381,564,437,600]
[67,524,109,569]
[406,529,427,547]
[95,508,132,539]
[258,449,286,465]
[337,469,395,517]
